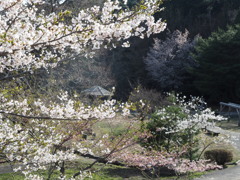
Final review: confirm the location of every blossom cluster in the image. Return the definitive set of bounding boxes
[110,151,222,174]
[156,95,227,134]
[0,92,131,120]
[0,0,166,72]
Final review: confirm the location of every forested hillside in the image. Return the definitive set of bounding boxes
[159,0,240,37]
[109,0,240,102]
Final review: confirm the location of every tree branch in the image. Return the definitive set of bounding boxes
[0,111,87,121]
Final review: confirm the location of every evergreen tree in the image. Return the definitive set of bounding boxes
[192,24,240,103]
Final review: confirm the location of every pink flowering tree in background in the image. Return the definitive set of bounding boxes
[144,30,198,92]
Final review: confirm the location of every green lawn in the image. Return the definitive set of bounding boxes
[216,117,240,133]
[0,161,206,180]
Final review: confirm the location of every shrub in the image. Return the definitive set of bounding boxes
[204,149,233,165]
[145,105,188,152]
[128,85,168,113]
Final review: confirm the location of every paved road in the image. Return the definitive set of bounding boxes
[195,127,240,180]
[218,128,240,150]
[195,165,240,180]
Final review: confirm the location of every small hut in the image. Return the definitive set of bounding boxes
[81,86,113,97]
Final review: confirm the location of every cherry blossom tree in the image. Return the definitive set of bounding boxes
[144,30,197,92]
[0,0,167,179]
[0,92,135,179]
